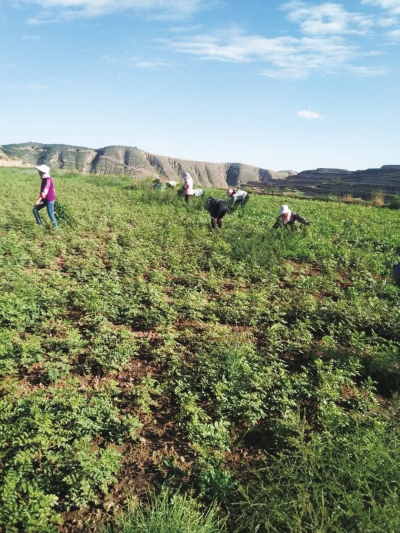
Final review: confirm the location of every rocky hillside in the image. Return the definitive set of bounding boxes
[248,166,400,198]
[0,143,295,188]
[3,143,398,197]
[0,149,32,168]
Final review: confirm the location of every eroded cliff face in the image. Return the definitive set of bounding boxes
[2,143,399,196]
[248,166,400,198]
[0,143,295,188]
[0,149,31,168]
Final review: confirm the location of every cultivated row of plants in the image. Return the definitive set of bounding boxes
[0,167,399,532]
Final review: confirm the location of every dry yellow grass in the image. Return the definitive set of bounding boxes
[371,190,385,206]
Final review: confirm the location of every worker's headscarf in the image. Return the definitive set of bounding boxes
[279,204,292,225]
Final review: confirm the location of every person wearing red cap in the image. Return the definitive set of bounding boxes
[272,204,310,230]
[33,164,58,228]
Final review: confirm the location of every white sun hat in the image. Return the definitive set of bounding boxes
[35,164,50,175]
[279,204,290,215]
[183,172,192,180]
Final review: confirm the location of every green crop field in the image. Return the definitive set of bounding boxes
[1,167,400,533]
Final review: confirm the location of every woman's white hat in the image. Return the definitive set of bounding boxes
[183,172,192,180]
[279,204,290,215]
[35,164,50,175]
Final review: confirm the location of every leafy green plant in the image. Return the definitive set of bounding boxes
[54,200,76,226]
[0,380,138,531]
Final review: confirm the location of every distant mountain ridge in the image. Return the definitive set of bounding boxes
[0,143,296,188]
[248,165,400,198]
[1,143,399,197]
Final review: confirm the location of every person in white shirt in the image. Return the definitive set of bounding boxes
[183,173,194,203]
[227,188,249,208]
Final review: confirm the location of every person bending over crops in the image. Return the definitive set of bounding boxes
[227,188,249,208]
[206,197,229,229]
[192,188,204,198]
[153,178,165,191]
[272,204,310,230]
[33,164,57,228]
[182,172,194,204]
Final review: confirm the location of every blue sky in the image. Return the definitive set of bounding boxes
[1,0,399,171]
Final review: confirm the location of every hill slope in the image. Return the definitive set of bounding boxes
[249,165,400,198]
[0,142,295,187]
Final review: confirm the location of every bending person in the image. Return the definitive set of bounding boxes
[192,188,204,198]
[33,164,57,228]
[205,197,229,229]
[227,188,249,208]
[272,204,310,230]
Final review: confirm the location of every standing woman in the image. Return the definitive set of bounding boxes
[183,172,194,204]
[33,164,57,228]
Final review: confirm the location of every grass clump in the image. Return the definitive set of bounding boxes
[237,421,400,533]
[104,489,225,533]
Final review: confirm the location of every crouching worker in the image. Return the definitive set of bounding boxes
[272,204,310,230]
[33,164,57,228]
[227,188,249,208]
[206,197,229,229]
[153,178,165,190]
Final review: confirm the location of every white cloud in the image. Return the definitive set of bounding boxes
[348,65,389,75]
[104,55,172,68]
[387,27,400,38]
[377,16,398,26]
[297,109,324,119]
[283,1,374,35]
[27,83,47,89]
[362,0,400,16]
[0,82,47,90]
[24,0,204,22]
[130,58,172,68]
[163,29,383,78]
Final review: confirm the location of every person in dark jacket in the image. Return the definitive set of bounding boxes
[33,164,58,228]
[272,204,310,230]
[393,262,400,287]
[205,197,229,229]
